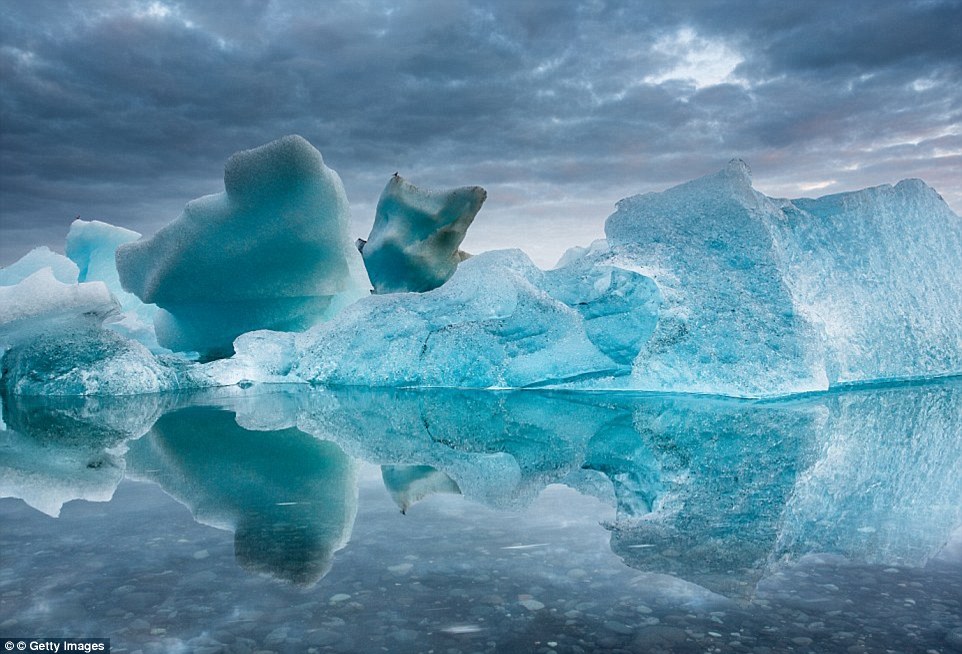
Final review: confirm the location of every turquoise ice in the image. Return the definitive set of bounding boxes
[116,135,371,359]
[360,174,486,294]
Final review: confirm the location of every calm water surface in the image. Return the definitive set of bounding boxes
[1,381,961,654]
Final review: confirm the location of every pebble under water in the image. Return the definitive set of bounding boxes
[1,381,961,654]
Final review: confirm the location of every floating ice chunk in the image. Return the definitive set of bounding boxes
[361,174,486,293]
[296,249,620,388]
[2,329,180,396]
[189,330,300,387]
[0,246,78,286]
[0,268,118,350]
[605,159,830,397]
[116,135,371,359]
[779,179,962,384]
[65,219,162,350]
[0,268,178,396]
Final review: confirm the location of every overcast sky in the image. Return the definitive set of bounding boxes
[1,0,960,267]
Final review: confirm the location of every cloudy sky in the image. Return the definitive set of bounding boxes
[1,0,960,266]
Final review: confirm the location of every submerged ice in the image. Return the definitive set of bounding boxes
[1,140,960,397]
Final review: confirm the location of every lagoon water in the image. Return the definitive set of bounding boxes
[1,381,961,653]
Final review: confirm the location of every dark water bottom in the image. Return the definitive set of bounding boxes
[2,470,961,654]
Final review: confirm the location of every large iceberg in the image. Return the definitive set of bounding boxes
[2,154,959,398]
[360,174,486,293]
[602,160,962,395]
[294,161,961,396]
[116,135,371,359]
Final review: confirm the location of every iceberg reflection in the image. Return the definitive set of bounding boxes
[1,379,959,596]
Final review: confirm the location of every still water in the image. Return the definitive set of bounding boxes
[1,380,961,653]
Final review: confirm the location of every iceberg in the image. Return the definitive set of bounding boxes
[66,219,161,351]
[601,160,962,395]
[0,246,79,286]
[295,162,961,395]
[296,249,621,388]
[779,180,962,384]
[603,160,829,396]
[0,269,179,396]
[2,328,180,396]
[116,135,371,359]
[0,268,118,351]
[360,174,486,293]
[2,154,959,398]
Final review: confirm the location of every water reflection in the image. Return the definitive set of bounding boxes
[125,407,357,585]
[1,379,960,596]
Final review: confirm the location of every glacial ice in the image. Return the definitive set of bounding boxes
[2,154,960,398]
[295,249,621,388]
[0,246,79,286]
[0,268,118,351]
[601,160,962,395]
[603,160,829,396]
[0,268,178,396]
[360,174,486,293]
[779,179,962,384]
[66,219,161,351]
[116,135,371,359]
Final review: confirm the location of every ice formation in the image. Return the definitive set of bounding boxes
[0,269,178,396]
[0,268,118,351]
[66,219,161,350]
[295,249,622,388]
[0,246,79,286]
[603,160,962,394]
[116,135,370,359]
[361,174,485,293]
[2,155,960,398]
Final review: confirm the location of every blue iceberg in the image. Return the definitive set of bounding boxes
[0,246,79,286]
[66,219,162,351]
[116,135,370,359]
[360,174,486,294]
[2,145,960,398]
[602,160,962,395]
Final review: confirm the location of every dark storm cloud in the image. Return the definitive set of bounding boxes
[1,0,960,266]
